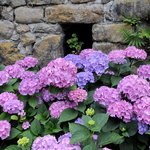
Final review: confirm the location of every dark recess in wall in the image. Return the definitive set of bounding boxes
[61,24,93,55]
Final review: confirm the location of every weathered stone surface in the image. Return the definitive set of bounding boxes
[71,0,94,3]
[0,42,25,65]
[16,25,30,33]
[32,23,62,34]
[27,0,51,5]
[10,0,26,8]
[101,0,112,4]
[92,42,127,54]
[0,20,14,40]
[110,0,150,21]
[1,6,13,21]
[33,35,64,67]
[20,32,36,46]
[0,0,10,5]
[92,23,131,43]
[51,0,65,4]
[45,4,103,23]
[15,7,43,24]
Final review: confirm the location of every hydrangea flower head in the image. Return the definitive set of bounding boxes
[22,122,30,130]
[20,71,36,80]
[117,75,150,102]
[79,49,96,60]
[107,100,133,122]
[42,89,55,102]
[138,122,148,135]
[0,71,9,86]
[0,120,11,140]
[137,65,150,80]
[93,86,121,106]
[68,88,87,103]
[124,46,147,60]
[17,137,30,146]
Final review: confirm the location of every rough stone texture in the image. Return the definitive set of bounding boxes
[71,0,95,3]
[0,20,14,40]
[20,32,36,46]
[1,6,14,21]
[101,0,112,4]
[32,23,62,34]
[33,35,64,67]
[0,0,10,5]
[15,7,43,24]
[0,42,25,65]
[92,42,127,54]
[110,0,150,21]
[45,4,103,23]
[92,23,131,43]
[16,25,30,33]
[27,0,51,5]
[51,0,65,4]
[10,0,26,8]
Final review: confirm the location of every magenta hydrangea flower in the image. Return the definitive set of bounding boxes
[133,96,150,125]
[93,86,121,106]
[0,92,18,106]
[4,64,25,78]
[0,71,9,86]
[22,122,30,130]
[137,65,150,80]
[107,100,133,122]
[79,49,96,60]
[18,78,42,95]
[20,71,36,80]
[124,46,147,60]
[49,101,77,118]
[3,100,24,114]
[0,120,11,140]
[108,50,126,63]
[68,88,87,103]
[32,134,58,150]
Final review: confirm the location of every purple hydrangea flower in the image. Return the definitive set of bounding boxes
[53,90,68,100]
[22,122,30,130]
[42,89,55,102]
[0,71,9,86]
[138,122,148,135]
[74,118,83,125]
[79,49,96,60]
[20,71,36,80]
[137,65,150,80]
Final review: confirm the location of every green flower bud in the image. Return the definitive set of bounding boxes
[86,108,95,116]
[121,127,126,132]
[88,120,95,126]
[17,137,29,146]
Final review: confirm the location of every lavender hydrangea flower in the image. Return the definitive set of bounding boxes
[138,122,148,135]
[42,89,55,102]
[22,122,30,130]
[0,71,9,86]
[137,65,150,80]
[76,71,94,88]
[79,49,96,60]
[20,71,36,80]
[74,118,83,125]
[0,120,11,140]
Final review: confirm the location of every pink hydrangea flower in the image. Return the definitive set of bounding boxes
[0,71,9,86]
[107,100,133,122]
[68,88,87,103]
[124,46,147,60]
[137,65,150,80]
[3,100,24,114]
[93,86,121,106]
[20,71,36,80]
[134,96,150,125]
[18,110,26,118]
[49,101,77,118]
[0,120,11,140]
[79,49,96,60]
[0,92,18,106]
[117,75,150,102]
[22,122,30,130]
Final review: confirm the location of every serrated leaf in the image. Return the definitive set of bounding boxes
[0,64,5,71]
[78,103,86,113]
[82,115,92,128]
[7,128,21,140]
[5,145,21,150]
[111,76,122,87]
[28,96,39,108]
[7,78,18,85]
[30,119,41,135]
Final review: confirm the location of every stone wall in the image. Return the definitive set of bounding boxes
[0,0,150,67]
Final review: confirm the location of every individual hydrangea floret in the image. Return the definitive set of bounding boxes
[137,65,150,80]
[32,134,58,150]
[64,54,85,68]
[0,120,11,140]
[107,100,133,122]
[68,88,87,103]
[79,49,96,60]
[117,75,150,102]
[84,51,109,76]
[0,92,18,106]
[74,118,83,125]
[76,71,94,88]
[124,46,147,60]
[22,122,30,130]
[3,100,24,114]
[138,122,148,135]
[49,101,77,118]
[133,96,150,125]
[104,71,115,75]
[0,71,9,86]
[4,64,25,78]
[108,50,126,63]
[18,78,42,95]
[18,110,26,118]
[93,86,121,106]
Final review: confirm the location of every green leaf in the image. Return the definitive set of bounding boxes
[0,64,5,71]
[82,115,92,128]
[10,115,18,120]
[37,103,47,114]
[13,82,20,91]
[48,85,63,95]
[28,96,39,108]
[0,84,14,92]
[7,128,21,140]
[30,119,41,135]
[0,112,10,120]
[21,130,33,146]
[133,61,146,68]
[84,90,94,105]
[126,120,138,136]
[59,108,78,123]
[119,141,133,150]
[66,83,77,91]
[98,132,123,146]
[5,145,21,150]
[78,103,86,113]
[7,78,18,85]
[100,74,111,85]
[111,76,122,87]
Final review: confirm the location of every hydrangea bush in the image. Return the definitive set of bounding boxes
[0,47,150,150]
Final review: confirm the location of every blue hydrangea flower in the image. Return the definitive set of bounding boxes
[138,122,148,135]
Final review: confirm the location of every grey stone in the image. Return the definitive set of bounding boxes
[15,7,43,24]
[71,0,95,3]
[101,0,111,4]
[26,45,33,55]
[10,0,26,8]
[27,0,51,5]
[51,0,65,4]
[92,23,131,43]
[0,20,14,40]
[45,4,103,23]
[1,6,13,21]
[16,25,30,33]
[0,0,10,5]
